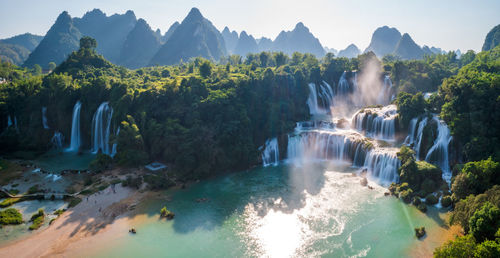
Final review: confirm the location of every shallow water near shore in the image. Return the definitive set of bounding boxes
[81,163,450,258]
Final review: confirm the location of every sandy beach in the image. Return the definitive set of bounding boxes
[0,184,141,258]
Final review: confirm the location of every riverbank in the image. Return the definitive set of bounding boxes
[0,183,142,257]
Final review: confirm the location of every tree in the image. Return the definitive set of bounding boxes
[33,64,42,75]
[48,62,56,71]
[199,61,212,78]
[434,235,477,258]
[469,202,500,242]
[80,36,97,50]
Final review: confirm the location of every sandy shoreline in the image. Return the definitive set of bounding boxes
[0,184,142,258]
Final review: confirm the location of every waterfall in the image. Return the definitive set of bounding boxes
[7,115,12,127]
[377,75,394,104]
[51,131,64,149]
[67,101,82,152]
[110,127,120,158]
[287,130,367,163]
[337,71,350,95]
[91,102,113,155]
[404,117,428,159]
[361,149,400,185]
[42,107,49,129]
[425,116,452,183]
[352,105,397,140]
[262,138,279,167]
[405,115,452,183]
[307,81,334,115]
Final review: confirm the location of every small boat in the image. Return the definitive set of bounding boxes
[129,228,136,234]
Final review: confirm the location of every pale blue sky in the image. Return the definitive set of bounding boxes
[0,0,499,52]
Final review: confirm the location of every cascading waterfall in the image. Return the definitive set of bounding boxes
[110,127,120,158]
[262,138,279,167]
[352,105,397,140]
[425,116,452,183]
[307,81,334,115]
[404,117,428,158]
[7,115,12,127]
[42,107,49,129]
[377,75,394,104]
[337,71,350,95]
[67,101,82,152]
[404,115,452,183]
[360,149,400,184]
[91,102,113,155]
[51,131,64,149]
[287,129,367,163]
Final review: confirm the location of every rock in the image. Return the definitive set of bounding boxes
[360,178,368,186]
[441,195,452,208]
[415,227,426,238]
[129,228,137,234]
[367,185,374,190]
[384,192,390,196]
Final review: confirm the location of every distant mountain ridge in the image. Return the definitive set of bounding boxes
[149,8,227,65]
[2,8,465,68]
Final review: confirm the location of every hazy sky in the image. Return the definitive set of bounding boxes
[1,0,499,52]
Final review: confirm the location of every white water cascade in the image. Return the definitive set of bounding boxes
[91,102,113,155]
[404,115,452,183]
[286,121,400,185]
[110,127,120,158]
[337,71,350,95]
[264,73,403,185]
[425,116,452,183]
[377,75,394,104]
[262,138,279,167]
[67,101,82,152]
[307,81,334,115]
[352,105,397,140]
[42,107,49,129]
[7,115,12,127]
[51,131,64,149]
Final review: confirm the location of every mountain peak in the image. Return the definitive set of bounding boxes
[364,26,402,57]
[56,11,72,23]
[185,7,203,21]
[222,26,230,33]
[295,22,305,29]
[84,8,105,18]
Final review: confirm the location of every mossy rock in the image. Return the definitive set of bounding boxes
[399,189,413,203]
[441,195,452,208]
[412,196,422,206]
[417,203,427,213]
[425,194,438,205]
[415,226,426,238]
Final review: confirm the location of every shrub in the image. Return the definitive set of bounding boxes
[27,184,41,194]
[0,208,23,225]
[160,206,175,220]
[122,176,142,189]
[412,196,422,205]
[399,188,413,203]
[441,195,452,208]
[89,153,113,172]
[425,194,438,205]
[0,197,22,208]
[29,208,45,230]
[417,203,427,213]
[66,197,82,208]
